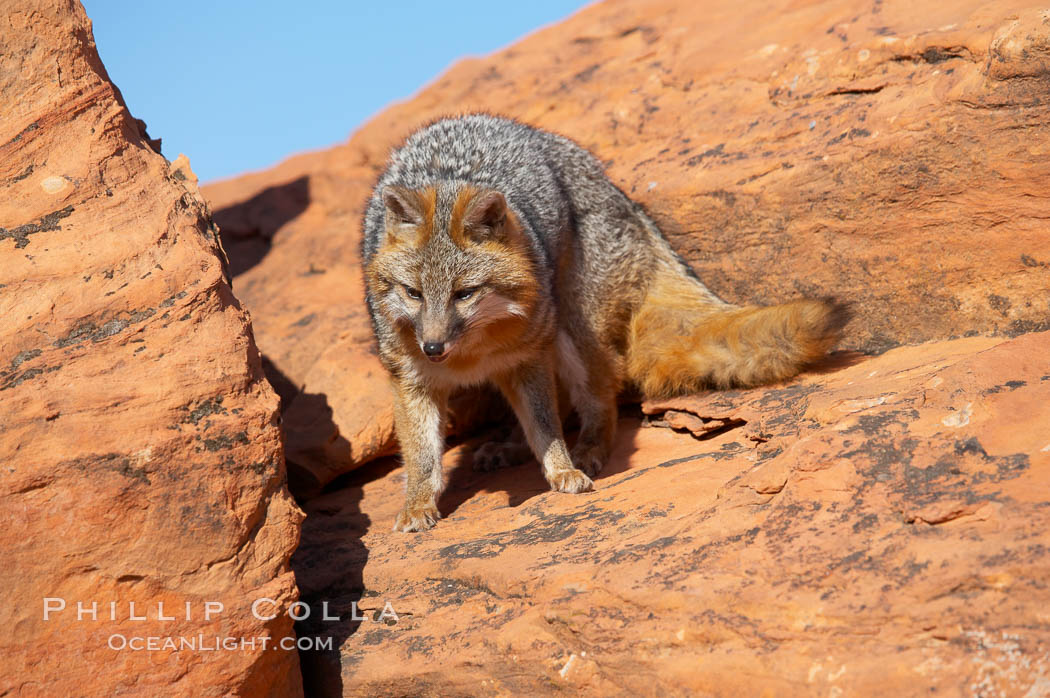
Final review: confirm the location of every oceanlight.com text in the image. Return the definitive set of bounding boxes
[106,634,333,652]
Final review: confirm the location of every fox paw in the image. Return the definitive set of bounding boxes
[472,441,529,472]
[571,443,606,478]
[547,468,594,494]
[393,503,440,532]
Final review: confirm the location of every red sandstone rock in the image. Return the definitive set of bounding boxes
[201,0,1050,693]
[11,0,1050,693]
[204,0,1050,489]
[1,3,302,695]
[209,0,1050,693]
[294,331,1050,695]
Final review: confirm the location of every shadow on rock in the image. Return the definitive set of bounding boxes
[805,349,869,375]
[260,354,300,409]
[255,356,350,500]
[256,353,371,694]
[291,467,374,698]
[282,389,357,501]
[438,404,644,515]
[214,176,310,277]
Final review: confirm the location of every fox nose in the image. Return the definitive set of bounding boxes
[422,341,445,357]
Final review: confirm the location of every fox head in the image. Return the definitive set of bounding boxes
[365,183,539,365]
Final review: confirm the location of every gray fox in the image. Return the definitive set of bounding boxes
[362,114,846,532]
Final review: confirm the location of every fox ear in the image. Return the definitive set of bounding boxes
[464,190,507,230]
[382,186,427,243]
[460,189,518,244]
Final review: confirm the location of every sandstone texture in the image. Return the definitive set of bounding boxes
[294,330,1050,695]
[204,0,1050,489]
[203,0,1050,692]
[1,2,302,695]
[38,0,1043,694]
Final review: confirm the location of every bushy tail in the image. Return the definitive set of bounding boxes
[626,270,848,399]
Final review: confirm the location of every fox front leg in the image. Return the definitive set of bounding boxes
[556,331,619,478]
[392,381,449,532]
[495,361,594,494]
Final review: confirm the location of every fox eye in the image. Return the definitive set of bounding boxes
[453,286,478,301]
[403,285,422,300]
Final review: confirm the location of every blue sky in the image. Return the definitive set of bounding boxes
[83,1,589,183]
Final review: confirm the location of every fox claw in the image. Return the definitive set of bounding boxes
[571,444,606,478]
[547,468,594,494]
[393,504,441,532]
[472,441,528,471]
